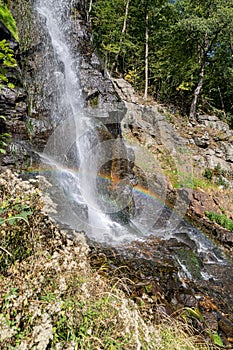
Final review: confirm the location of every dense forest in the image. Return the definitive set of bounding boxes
[86,0,233,125]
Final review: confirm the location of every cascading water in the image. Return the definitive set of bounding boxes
[35,0,232,288]
[36,0,145,243]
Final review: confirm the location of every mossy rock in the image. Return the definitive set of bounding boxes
[175,247,202,280]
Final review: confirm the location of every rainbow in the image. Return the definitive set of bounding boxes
[23,165,166,204]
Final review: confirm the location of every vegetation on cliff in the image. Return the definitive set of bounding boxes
[0,3,18,155]
[0,2,18,83]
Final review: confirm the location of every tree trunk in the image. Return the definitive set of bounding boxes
[218,86,225,114]
[87,0,93,23]
[189,36,209,120]
[189,57,205,120]
[110,0,130,75]
[143,5,149,100]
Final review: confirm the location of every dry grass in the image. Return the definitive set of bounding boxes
[0,170,216,349]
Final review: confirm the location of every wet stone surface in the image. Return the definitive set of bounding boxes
[89,235,233,347]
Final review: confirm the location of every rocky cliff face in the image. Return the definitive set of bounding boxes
[114,78,233,252]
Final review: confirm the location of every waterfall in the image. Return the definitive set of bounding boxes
[35,0,228,271]
[36,0,144,243]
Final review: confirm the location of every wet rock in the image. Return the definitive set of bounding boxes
[173,293,199,309]
[192,190,220,216]
[202,311,218,331]
[0,84,31,169]
[89,236,233,345]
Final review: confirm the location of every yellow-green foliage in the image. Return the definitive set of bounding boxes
[0,39,17,68]
[0,4,18,88]
[0,3,18,41]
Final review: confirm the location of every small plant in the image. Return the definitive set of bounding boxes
[0,172,39,273]
[213,163,226,177]
[203,168,212,181]
[165,112,174,123]
[206,211,233,232]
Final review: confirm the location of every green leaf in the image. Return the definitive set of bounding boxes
[185,307,204,321]
[7,82,15,89]
[0,73,8,82]
[8,215,29,225]
[212,332,224,347]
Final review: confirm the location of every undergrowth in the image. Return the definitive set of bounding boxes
[0,170,217,349]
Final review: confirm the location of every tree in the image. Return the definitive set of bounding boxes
[174,0,233,119]
[91,0,134,73]
[110,0,130,75]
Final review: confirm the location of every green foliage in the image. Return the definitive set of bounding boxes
[206,211,233,232]
[90,0,233,120]
[0,39,17,87]
[211,333,224,347]
[213,163,226,177]
[0,4,19,41]
[91,0,136,71]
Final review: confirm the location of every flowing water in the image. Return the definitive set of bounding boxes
[35,0,233,289]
